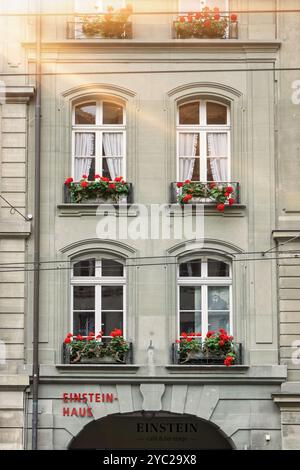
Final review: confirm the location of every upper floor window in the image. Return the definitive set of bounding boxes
[72,99,126,181]
[178,1,229,12]
[177,99,230,182]
[71,257,126,338]
[75,0,125,14]
[178,256,232,337]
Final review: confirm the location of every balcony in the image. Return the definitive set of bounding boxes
[170,181,240,205]
[63,341,133,365]
[172,342,243,366]
[63,182,133,204]
[173,14,238,40]
[67,17,132,40]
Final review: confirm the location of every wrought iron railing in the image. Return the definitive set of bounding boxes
[63,182,133,204]
[170,181,240,205]
[172,342,243,365]
[63,341,133,364]
[67,19,132,39]
[172,15,238,39]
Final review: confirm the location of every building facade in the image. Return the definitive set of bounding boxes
[0,0,300,450]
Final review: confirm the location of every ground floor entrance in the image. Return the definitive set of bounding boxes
[68,411,233,450]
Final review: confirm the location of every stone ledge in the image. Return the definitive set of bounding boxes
[57,204,139,217]
[55,364,140,373]
[0,374,29,388]
[0,221,31,238]
[167,203,246,217]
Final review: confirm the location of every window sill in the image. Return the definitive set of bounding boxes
[167,203,246,217]
[56,364,140,373]
[57,203,139,217]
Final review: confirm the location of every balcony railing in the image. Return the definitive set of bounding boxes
[170,181,240,205]
[63,182,133,204]
[63,342,133,365]
[67,18,132,39]
[173,15,238,40]
[172,342,243,365]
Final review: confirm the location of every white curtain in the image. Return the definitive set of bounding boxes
[74,133,95,180]
[207,133,228,182]
[103,133,123,180]
[179,133,198,181]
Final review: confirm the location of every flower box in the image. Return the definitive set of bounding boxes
[173,8,238,40]
[64,175,132,204]
[63,329,132,365]
[173,330,242,366]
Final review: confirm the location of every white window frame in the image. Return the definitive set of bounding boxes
[71,257,127,339]
[72,99,126,180]
[177,256,232,338]
[178,1,229,13]
[176,99,230,182]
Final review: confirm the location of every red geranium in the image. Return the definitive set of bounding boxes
[195,12,202,20]
[101,177,110,182]
[110,328,123,337]
[224,355,234,367]
[183,194,193,203]
[214,14,221,21]
[210,182,216,189]
[204,19,211,28]
[82,174,88,179]
[179,16,185,23]
[66,332,73,338]
[206,331,214,338]
[109,183,116,190]
[94,174,101,179]
[76,335,83,341]
[216,203,225,212]
[64,177,73,186]
[64,337,71,344]
[225,186,234,193]
[229,198,235,205]
[230,13,238,22]
[81,181,88,188]
[114,176,123,182]
[177,182,183,188]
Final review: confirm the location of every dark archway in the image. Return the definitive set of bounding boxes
[68,411,234,450]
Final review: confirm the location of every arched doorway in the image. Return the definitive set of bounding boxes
[68,411,234,449]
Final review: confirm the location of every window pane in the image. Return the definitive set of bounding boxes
[180,286,201,310]
[102,259,124,277]
[179,134,199,156]
[179,102,199,125]
[73,311,95,336]
[207,102,227,125]
[179,260,201,277]
[103,133,123,156]
[208,259,229,277]
[73,286,95,310]
[102,286,123,310]
[74,157,95,181]
[208,312,230,332]
[75,133,95,156]
[180,311,201,335]
[103,102,123,124]
[208,286,229,310]
[207,133,228,181]
[75,102,96,125]
[73,259,95,277]
[102,311,123,336]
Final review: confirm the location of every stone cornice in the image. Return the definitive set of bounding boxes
[5,86,35,103]
[0,221,31,238]
[22,39,281,54]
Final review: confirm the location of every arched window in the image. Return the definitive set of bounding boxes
[71,256,126,338]
[178,1,229,13]
[178,256,232,337]
[177,99,230,182]
[72,99,126,181]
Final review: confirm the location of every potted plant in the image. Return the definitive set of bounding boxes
[202,329,236,366]
[174,7,238,39]
[176,180,235,211]
[64,175,130,204]
[64,328,130,364]
[175,332,202,363]
[82,4,133,39]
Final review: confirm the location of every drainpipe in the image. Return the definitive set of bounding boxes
[32,0,41,450]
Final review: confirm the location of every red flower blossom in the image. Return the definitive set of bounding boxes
[206,331,214,338]
[109,183,116,190]
[225,186,234,193]
[195,332,202,337]
[82,174,88,179]
[210,182,217,189]
[204,19,211,28]
[214,14,221,21]
[87,336,94,341]
[114,176,123,182]
[217,203,225,212]
[101,177,110,182]
[213,7,220,13]
[64,177,73,186]
[181,332,188,338]
[175,339,181,344]
[94,174,101,179]
[81,181,88,188]
[230,13,238,22]
[88,332,95,337]
[219,340,225,347]
[110,328,123,337]
[187,337,193,342]
[187,15,193,23]
[76,335,83,341]
[183,194,193,203]
[179,16,185,23]
[66,332,73,338]
[229,198,235,205]
[177,182,183,188]
[224,355,234,367]
[184,179,191,184]
[64,337,71,344]
[195,12,202,20]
